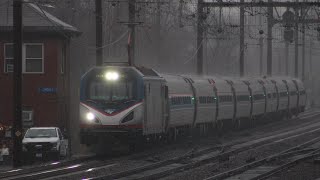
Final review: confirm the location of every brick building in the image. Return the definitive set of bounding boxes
[0,2,80,137]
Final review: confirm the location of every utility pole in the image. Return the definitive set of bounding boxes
[294,2,299,78]
[128,0,136,66]
[13,0,23,167]
[283,7,293,76]
[240,0,244,77]
[95,0,103,66]
[197,0,204,75]
[267,0,273,76]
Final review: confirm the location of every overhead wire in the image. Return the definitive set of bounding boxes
[183,38,204,64]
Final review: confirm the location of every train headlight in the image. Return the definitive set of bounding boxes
[86,112,95,121]
[105,71,119,81]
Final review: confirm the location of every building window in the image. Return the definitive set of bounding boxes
[24,44,43,73]
[4,43,44,73]
[22,109,34,128]
[4,44,14,73]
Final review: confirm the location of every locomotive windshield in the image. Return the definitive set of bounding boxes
[88,81,135,102]
[84,73,140,114]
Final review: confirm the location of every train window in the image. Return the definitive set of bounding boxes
[267,94,272,98]
[273,93,277,98]
[279,92,288,97]
[300,90,306,95]
[219,95,232,103]
[199,97,204,104]
[171,97,175,105]
[198,96,216,104]
[171,96,192,105]
[172,97,179,105]
[183,97,187,104]
[253,94,265,100]
[207,96,215,103]
[290,91,296,96]
[237,95,249,102]
[187,97,192,104]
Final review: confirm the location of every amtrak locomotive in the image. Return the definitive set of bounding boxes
[79,66,306,147]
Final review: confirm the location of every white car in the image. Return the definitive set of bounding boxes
[22,127,68,161]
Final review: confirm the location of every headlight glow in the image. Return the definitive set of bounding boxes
[105,71,119,81]
[86,112,95,121]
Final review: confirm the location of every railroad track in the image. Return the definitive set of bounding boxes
[3,109,320,180]
[206,137,320,180]
[0,155,96,180]
[84,121,320,180]
[1,139,199,180]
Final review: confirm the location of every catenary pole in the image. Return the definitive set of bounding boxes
[267,0,273,76]
[259,7,264,76]
[294,2,299,78]
[240,0,245,77]
[95,0,103,66]
[197,0,204,75]
[128,0,136,66]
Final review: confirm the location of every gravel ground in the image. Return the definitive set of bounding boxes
[160,131,320,180]
[265,142,320,180]
[267,159,320,180]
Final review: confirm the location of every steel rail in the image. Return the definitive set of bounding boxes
[86,121,320,180]
[205,137,320,180]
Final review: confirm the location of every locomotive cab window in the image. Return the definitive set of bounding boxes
[84,70,140,114]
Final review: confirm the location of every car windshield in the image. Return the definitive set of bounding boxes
[24,129,57,138]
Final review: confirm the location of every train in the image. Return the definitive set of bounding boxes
[79,65,307,147]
